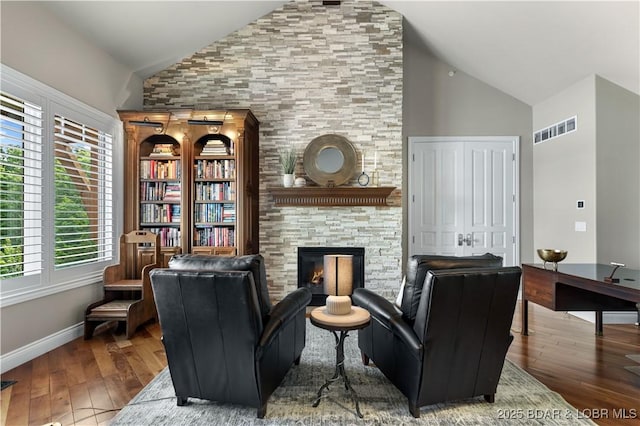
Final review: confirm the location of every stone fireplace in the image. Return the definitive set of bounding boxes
[298,247,365,306]
[143,0,403,302]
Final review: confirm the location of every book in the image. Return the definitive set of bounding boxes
[163,184,181,201]
[149,143,175,157]
[200,139,229,156]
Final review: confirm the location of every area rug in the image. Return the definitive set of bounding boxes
[625,354,640,377]
[112,320,595,425]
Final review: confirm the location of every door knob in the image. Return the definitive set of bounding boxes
[458,233,473,246]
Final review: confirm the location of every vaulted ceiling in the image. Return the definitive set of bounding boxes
[41,1,639,106]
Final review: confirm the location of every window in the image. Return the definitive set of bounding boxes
[54,114,113,268]
[0,94,43,279]
[0,65,120,305]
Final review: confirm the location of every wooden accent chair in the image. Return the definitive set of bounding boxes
[84,230,161,339]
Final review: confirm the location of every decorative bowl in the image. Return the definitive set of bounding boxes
[537,249,567,271]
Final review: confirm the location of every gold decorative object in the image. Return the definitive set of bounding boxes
[537,249,568,271]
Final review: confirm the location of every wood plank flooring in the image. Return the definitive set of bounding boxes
[510,306,640,425]
[1,304,639,426]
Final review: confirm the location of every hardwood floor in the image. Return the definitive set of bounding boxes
[1,322,167,426]
[510,306,640,426]
[1,304,639,426]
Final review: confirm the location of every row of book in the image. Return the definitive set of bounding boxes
[145,227,181,247]
[194,227,235,247]
[194,203,235,224]
[140,159,181,180]
[194,182,235,201]
[140,204,181,223]
[140,182,181,201]
[194,159,235,179]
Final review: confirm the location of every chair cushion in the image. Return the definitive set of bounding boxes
[168,254,273,320]
[400,253,503,322]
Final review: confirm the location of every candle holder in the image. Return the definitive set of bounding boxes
[370,169,379,186]
[358,171,369,186]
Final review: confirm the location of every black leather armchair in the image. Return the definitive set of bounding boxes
[352,254,521,417]
[150,254,312,418]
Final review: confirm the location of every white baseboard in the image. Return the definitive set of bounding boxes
[604,312,639,324]
[569,311,638,324]
[1,322,84,374]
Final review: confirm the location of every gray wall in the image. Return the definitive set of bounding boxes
[532,76,597,262]
[0,1,143,115]
[532,75,639,323]
[1,286,102,357]
[403,39,534,264]
[532,75,640,268]
[596,77,640,268]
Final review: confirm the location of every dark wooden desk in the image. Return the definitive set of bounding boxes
[522,263,640,336]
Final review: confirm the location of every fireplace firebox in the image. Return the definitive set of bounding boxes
[298,247,365,306]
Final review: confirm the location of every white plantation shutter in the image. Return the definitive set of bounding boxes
[53,115,113,268]
[0,93,43,279]
[1,64,120,305]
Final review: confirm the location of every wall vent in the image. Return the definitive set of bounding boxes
[534,115,577,144]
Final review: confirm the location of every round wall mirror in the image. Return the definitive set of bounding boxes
[303,134,357,186]
[316,147,344,173]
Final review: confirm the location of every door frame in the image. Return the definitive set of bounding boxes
[408,136,520,266]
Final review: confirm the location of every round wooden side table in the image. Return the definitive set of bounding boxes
[310,305,371,418]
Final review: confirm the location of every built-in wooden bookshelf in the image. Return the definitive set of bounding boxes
[118,109,259,265]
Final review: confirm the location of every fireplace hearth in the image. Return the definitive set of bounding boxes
[298,247,365,306]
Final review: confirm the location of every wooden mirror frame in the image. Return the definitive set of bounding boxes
[303,134,357,187]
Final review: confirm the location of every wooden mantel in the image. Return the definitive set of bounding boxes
[268,186,396,207]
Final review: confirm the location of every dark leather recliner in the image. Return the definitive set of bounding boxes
[352,254,521,417]
[150,254,312,418]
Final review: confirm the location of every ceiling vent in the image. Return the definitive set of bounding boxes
[534,116,577,144]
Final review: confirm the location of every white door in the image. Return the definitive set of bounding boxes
[409,137,519,266]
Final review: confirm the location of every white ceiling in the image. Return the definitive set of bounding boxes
[41,1,639,106]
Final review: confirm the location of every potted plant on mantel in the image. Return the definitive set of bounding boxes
[279,147,297,187]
